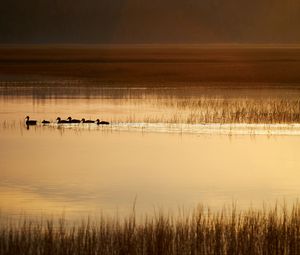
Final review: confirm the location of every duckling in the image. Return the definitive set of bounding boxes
[25,116,37,126]
[56,117,69,124]
[42,120,50,124]
[81,118,95,123]
[96,119,110,125]
[67,117,81,123]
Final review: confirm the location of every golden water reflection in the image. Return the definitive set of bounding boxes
[1,127,300,218]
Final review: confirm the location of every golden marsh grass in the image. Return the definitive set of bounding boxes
[159,97,300,124]
[1,94,300,126]
[107,96,300,124]
[1,203,300,254]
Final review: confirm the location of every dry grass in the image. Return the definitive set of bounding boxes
[155,97,300,124]
[2,83,300,125]
[1,204,300,254]
[108,96,300,124]
[2,95,300,126]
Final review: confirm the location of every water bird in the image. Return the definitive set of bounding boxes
[25,116,37,126]
[42,120,50,124]
[67,117,81,123]
[81,118,95,123]
[56,117,69,124]
[96,119,110,125]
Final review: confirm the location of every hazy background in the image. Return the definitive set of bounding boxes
[1,0,300,44]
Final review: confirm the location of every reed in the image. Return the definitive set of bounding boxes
[108,96,300,125]
[1,203,300,254]
[145,97,300,124]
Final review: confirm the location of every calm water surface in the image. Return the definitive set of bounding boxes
[1,87,300,219]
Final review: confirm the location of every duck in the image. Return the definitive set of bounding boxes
[56,117,69,124]
[67,117,81,123]
[42,120,50,124]
[96,119,110,125]
[25,116,37,126]
[81,118,95,123]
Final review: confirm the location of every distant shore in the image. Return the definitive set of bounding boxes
[0,45,300,86]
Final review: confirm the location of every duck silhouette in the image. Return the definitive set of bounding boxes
[67,117,81,123]
[42,120,50,124]
[25,116,37,126]
[81,118,95,123]
[96,119,110,125]
[56,117,69,124]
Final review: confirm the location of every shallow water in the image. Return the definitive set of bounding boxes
[1,86,300,219]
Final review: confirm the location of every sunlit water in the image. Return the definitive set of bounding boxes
[1,86,300,219]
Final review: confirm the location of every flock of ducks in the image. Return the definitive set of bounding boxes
[25,116,110,126]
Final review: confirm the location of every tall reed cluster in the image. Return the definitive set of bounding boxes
[155,97,300,124]
[109,96,300,124]
[1,204,300,254]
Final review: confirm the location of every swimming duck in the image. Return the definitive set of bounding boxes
[56,117,69,124]
[25,116,37,126]
[81,118,95,123]
[67,117,81,123]
[42,120,50,124]
[96,119,110,125]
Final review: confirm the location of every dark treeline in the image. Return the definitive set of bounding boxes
[1,0,300,43]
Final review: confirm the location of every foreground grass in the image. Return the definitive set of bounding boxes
[1,204,300,255]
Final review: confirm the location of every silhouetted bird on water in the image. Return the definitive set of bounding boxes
[96,119,110,125]
[67,117,81,123]
[42,120,50,124]
[25,116,37,126]
[81,118,95,123]
[56,117,69,124]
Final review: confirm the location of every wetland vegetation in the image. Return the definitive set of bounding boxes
[1,203,300,255]
[123,97,300,124]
